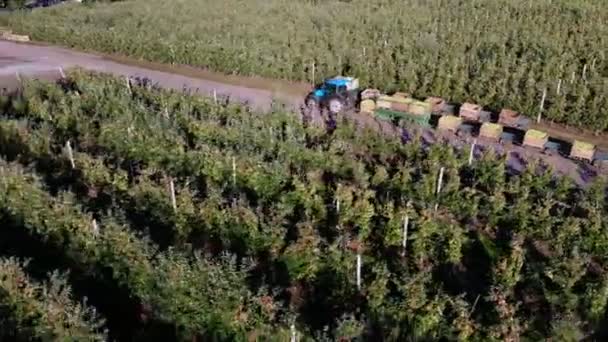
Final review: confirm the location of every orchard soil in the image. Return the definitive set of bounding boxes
[0,39,604,187]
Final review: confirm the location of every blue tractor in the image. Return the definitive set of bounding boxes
[305,76,361,115]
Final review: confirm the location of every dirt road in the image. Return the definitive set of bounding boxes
[0,40,603,187]
[0,40,297,111]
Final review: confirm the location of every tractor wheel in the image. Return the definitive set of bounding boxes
[328,97,345,114]
[305,97,319,115]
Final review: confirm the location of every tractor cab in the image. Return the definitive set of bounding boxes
[313,76,359,98]
[306,76,360,114]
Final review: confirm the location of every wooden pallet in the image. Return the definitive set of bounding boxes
[1,31,30,42]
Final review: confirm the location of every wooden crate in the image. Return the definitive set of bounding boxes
[1,32,30,42]
[361,88,380,100]
[459,102,482,122]
[425,97,446,113]
[376,99,392,109]
[479,122,503,141]
[523,129,548,149]
[390,102,409,113]
[499,108,519,126]
[409,100,432,116]
[569,140,595,161]
[393,92,410,98]
[360,99,376,113]
[378,95,412,104]
[438,116,463,133]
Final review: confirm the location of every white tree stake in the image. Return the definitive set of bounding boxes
[125,76,131,93]
[468,139,477,166]
[169,177,177,212]
[336,197,340,214]
[15,72,21,83]
[402,215,409,255]
[59,67,66,79]
[356,253,362,290]
[65,140,75,169]
[435,167,445,212]
[91,219,99,236]
[269,127,273,145]
[470,294,481,315]
[582,64,587,81]
[591,58,597,70]
[556,79,562,95]
[570,71,575,84]
[290,323,297,342]
[232,157,236,186]
[213,89,217,104]
[436,167,445,195]
[537,88,546,124]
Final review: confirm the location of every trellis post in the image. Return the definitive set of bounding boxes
[65,140,75,169]
[468,139,477,166]
[402,215,409,255]
[232,157,237,187]
[435,167,445,212]
[169,177,177,212]
[125,76,131,93]
[470,294,481,315]
[91,219,99,236]
[356,253,362,290]
[537,88,546,123]
[570,71,575,84]
[290,323,297,342]
[582,64,587,81]
[436,167,445,195]
[269,127,274,145]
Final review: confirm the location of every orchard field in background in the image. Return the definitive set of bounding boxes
[1,0,607,131]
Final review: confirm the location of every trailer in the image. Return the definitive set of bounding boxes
[305,76,606,170]
[376,94,412,112]
[373,108,431,128]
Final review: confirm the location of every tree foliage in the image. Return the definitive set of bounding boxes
[0,70,606,339]
[0,257,107,341]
